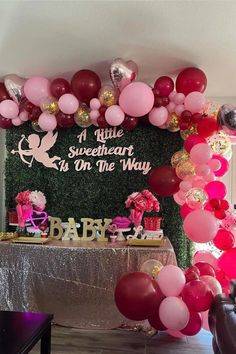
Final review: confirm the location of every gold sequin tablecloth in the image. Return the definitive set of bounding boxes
[0,239,176,329]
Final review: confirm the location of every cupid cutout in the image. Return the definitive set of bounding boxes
[11,131,61,169]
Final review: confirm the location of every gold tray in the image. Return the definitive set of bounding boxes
[127,239,165,247]
[0,232,17,241]
[12,237,49,244]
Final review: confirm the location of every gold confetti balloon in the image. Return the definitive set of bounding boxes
[98,85,118,107]
[171,150,189,168]
[185,188,208,209]
[204,100,220,118]
[74,105,92,128]
[180,124,197,140]
[167,113,180,132]
[31,120,43,132]
[140,259,163,279]
[207,130,231,156]
[40,96,59,114]
[176,159,195,180]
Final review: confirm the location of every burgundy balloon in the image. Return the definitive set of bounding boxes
[28,106,42,121]
[20,97,35,114]
[121,116,138,131]
[50,78,71,99]
[114,272,160,321]
[176,67,207,95]
[71,69,101,105]
[148,166,181,197]
[0,115,13,129]
[56,112,75,128]
[97,115,109,128]
[0,82,10,102]
[154,76,174,97]
[185,265,200,283]
[195,262,216,277]
[181,280,214,312]
[181,312,202,336]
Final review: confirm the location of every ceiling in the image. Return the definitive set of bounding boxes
[0,0,236,97]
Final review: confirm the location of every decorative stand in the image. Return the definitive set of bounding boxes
[116,228,131,241]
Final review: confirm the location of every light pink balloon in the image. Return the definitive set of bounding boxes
[58,94,79,114]
[175,104,185,116]
[200,275,222,296]
[173,192,185,206]
[90,110,99,127]
[208,159,221,172]
[169,91,177,101]
[173,93,185,105]
[0,100,19,119]
[12,117,23,126]
[195,164,211,177]
[38,112,57,131]
[19,110,29,122]
[90,98,101,110]
[204,172,216,182]
[201,310,210,331]
[180,181,192,192]
[105,105,125,126]
[190,143,212,165]
[183,210,219,243]
[184,91,206,114]
[149,107,168,127]
[193,251,219,269]
[192,177,207,189]
[166,101,176,113]
[159,297,190,331]
[119,82,154,117]
[157,265,186,296]
[24,76,51,106]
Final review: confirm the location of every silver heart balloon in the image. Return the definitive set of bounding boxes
[110,58,138,91]
[4,74,26,104]
[218,104,236,131]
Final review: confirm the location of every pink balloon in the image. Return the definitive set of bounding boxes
[204,181,227,199]
[175,104,185,116]
[201,310,210,331]
[58,94,79,114]
[0,100,19,119]
[190,143,212,165]
[183,210,218,243]
[105,105,125,126]
[119,82,154,117]
[19,110,29,122]
[195,164,211,177]
[192,177,207,189]
[184,134,206,153]
[24,76,51,106]
[173,93,185,105]
[157,265,186,296]
[166,101,176,113]
[173,192,185,206]
[159,297,190,331]
[180,203,193,218]
[179,181,192,192]
[90,98,101,110]
[212,154,229,177]
[218,247,236,279]
[184,91,206,114]
[193,251,219,270]
[38,112,57,131]
[149,107,168,127]
[208,159,221,172]
[204,172,216,182]
[12,117,23,126]
[200,275,222,296]
[89,110,99,127]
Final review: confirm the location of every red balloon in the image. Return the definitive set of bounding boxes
[56,112,75,128]
[204,181,227,199]
[180,203,193,218]
[181,280,214,312]
[97,115,109,128]
[51,78,71,99]
[28,106,42,122]
[71,69,101,105]
[195,262,216,277]
[215,269,230,289]
[20,98,35,114]
[0,82,10,102]
[185,265,200,283]
[176,67,207,95]
[214,229,234,251]
[114,272,160,321]
[154,76,174,97]
[197,117,218,138]
[0,115,13,129]
[148,166,181,197]
[121,115,138,131]
[218,247,236,279]
[184,134,206,153]
[180,312,202,336]
[148,283,166,330]
[212,154,229,177]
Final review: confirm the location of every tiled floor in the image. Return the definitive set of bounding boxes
[30,325,214,354]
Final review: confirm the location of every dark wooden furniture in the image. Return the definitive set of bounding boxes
[209,280,236,354]
[0,311,53,354]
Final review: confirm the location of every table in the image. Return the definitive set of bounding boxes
[0,239,176,329]
[0,311,53,354]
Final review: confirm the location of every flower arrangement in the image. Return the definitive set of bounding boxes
[125,189,159,227]
[15,190,46,211]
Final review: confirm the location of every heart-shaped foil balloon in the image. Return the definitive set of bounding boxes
[4,74,26,104]
[110,58,138,91]
[30,210,48,229]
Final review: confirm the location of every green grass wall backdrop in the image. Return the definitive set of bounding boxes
[5,123,192,267]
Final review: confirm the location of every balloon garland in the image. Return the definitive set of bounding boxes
[1,59,236,336]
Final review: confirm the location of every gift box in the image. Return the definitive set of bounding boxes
[144,217,162,231]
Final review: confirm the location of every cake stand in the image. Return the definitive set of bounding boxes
[116,228,131,241]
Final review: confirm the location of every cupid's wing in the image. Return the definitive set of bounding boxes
[40,131,58,151]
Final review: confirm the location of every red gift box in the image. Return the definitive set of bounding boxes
[144,217,162,231]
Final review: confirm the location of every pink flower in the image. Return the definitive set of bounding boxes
[15,190,31,205]
[129,209,143,227]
